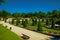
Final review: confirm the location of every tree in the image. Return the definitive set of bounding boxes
[25,19,28,25]
[34,18,37,25]
[11,19,15,24]
[52,10,59,18]
[4,18,7,22]
[58,12,60,18]
[22,19,27,28]
[21,13,26,18]
[51,18,55,29]
[16,19,20,26]
[46,12,52,18]
[32,18,35,26]
[42,18,44,22]
[24,19,28,27]
[32,18,38,26]
[12,12,21,18]
[27,12,34,18]
[0,10,12,20]
[56,18,60,24]
[0,0,6,5]
[37,11,46,18]
[21,19,24,25]
[37,19,42,32]
[46,18,49,25]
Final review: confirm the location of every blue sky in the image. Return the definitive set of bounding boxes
[0,0,60,13]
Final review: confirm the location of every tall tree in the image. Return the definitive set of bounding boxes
[25,19,28,25]
[34,18,37,25]
[22,19,27,28]
[51,18,55,29]
[11,19,15,24]
[4,18,7,22]
[16,19,20,26]
[37,19,42,32]
[12,12,21,18]
[21,13,26,18]
[0,10,12,20]
[37,11,46,18]
[24,19,28,27]
[21,19,24,25]
[47,12,52,18]
[56,18,60,24]
[32,18,35,26]
[46,18,49,25]
[27,12,33,18]
[52,10,59,18]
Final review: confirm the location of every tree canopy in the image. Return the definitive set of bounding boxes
[0,0,6,5]
[0,10,60,19]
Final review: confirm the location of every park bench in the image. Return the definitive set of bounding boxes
[21,34,30,40]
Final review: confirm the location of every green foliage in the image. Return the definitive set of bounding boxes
[52,10,59,18]
[11,19,15,24]
[46,19,49,25]
[0,10,12,20]
[34,18,37,25]
[12,13,21,18]
[56,18,60,24]
[37,19,42,32]
[0,0,6,5]
[42,27,60,34]
[0,10,60,19]
[4,18,7,22]
[22,19,28,28]
[46,12,52,18]
[21,13,26,18]
[25,19,28,25]
[42,18,44,22]
[51,18,55,29]
[21,19,24,25]
[16,19,20,26]
[25,25,60,34]
[32,18,35,26]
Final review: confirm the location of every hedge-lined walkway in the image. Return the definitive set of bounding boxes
[0,21,53,40]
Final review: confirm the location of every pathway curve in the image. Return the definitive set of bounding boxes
[0,21,53,40]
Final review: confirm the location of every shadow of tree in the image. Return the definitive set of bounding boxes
[50,37,60,40]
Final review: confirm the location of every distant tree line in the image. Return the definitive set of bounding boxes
[0,10,60,19]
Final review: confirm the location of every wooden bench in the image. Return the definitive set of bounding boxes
[21,34,30,40]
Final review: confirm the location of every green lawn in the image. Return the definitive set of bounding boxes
[26,21,60,34]
[42,27,60,34]
[26,26,60,34]
[26,26,37,30]
[0,24,23,40]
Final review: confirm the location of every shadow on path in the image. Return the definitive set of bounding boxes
[50,37,60,40]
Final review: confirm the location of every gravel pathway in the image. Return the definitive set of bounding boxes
[0,21,53,40]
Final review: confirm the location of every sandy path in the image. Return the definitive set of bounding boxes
[0,21,53,40]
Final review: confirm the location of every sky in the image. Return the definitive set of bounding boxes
[0,0,60,14]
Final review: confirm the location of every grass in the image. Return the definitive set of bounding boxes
[0,24,23,40]
[42,27,60,34]
[26,26,60,34]
[10,20,60,34]
[26,26,37,30]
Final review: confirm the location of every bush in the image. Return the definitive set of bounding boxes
[56,18,60,24]
[16,19,20,26]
